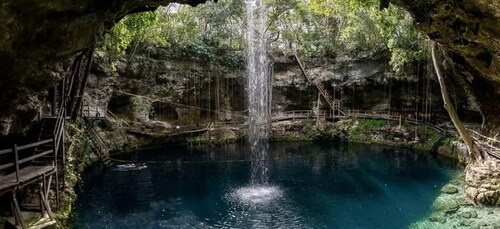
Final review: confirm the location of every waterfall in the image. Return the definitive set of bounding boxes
[245,0,270,184]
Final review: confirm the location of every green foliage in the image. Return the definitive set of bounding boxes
[356,119,386,130]
[130,97,152,120]
[347,119,386,142]
[100,0,427,73]
[102,11,164,57]
[413,125,444,151]
[330,128,347,140]
[81,137,92,155]
[267,0,427,71]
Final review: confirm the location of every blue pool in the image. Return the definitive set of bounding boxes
[71,142,457,228]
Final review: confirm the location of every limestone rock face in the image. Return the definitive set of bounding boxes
[465,160,500,206]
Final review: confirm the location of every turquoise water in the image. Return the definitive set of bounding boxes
[71,142,457,228]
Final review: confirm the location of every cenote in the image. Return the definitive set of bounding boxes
[71,142,457,228]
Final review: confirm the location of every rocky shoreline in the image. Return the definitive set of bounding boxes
[410,171,500,229]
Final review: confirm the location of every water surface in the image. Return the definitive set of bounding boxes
[71,142,457,228]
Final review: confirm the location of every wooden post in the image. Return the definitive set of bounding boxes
[53,135,57,164]
[14,144,19,183]
[39,182,54,220]
[66,53,84,115]
[40,175,46,216]
[10,195,17,225]
[62,107,66,190]
[61,78,65,106]
[45,174,52,201]
[38,106,42,122]
[67,53,84,95]
[12,191,26,229]
[55,170,60,208]
[52,86,58,116]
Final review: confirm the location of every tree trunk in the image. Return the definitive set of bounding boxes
[431,41,482,162]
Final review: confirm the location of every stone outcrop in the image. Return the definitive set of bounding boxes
[465,160,500,206]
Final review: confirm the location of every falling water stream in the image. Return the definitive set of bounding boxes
[245,0,270,184]
[238,0,279,204]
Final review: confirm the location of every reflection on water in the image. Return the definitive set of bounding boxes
[71,142,457,229]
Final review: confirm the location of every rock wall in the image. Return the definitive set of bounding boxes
[86,47,479,129]
[465,160,500,206]
[87,48,246,125]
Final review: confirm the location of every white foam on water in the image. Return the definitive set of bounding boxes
[229,185,283,205]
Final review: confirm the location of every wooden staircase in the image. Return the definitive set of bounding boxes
[83,119,109,162]
[294,54,348,117]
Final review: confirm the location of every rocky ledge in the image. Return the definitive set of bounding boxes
[465,159,500,206]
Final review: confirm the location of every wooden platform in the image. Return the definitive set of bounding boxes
[0,166,55,193]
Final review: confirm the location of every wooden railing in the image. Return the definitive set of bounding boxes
[294,54,348,116]
[107,110,131,128]
[0,105,64,215]
[85,123,109,159]
[53,104,65,159]
[347,109,449,135]
[1,105,64,180]
[82,102,105,118]
[82,100,132,128]
[468,129,500,159]
[0,139,55,184]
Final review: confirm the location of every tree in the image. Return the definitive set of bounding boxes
[431,41,482,162]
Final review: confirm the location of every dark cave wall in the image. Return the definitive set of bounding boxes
[0,0,209,134]
[391,0,500,125]
[392,0,499,84]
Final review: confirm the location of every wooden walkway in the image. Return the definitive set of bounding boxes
[94,89,500,160]
[0,104,65,228]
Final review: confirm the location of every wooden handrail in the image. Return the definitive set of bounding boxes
[18,150,54,165]
[16,139,53,151]
[294,54,335,109]
[0,139,53,153]
[0,162,14,170]
[0,148,13,156]
[0,139,54,171]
